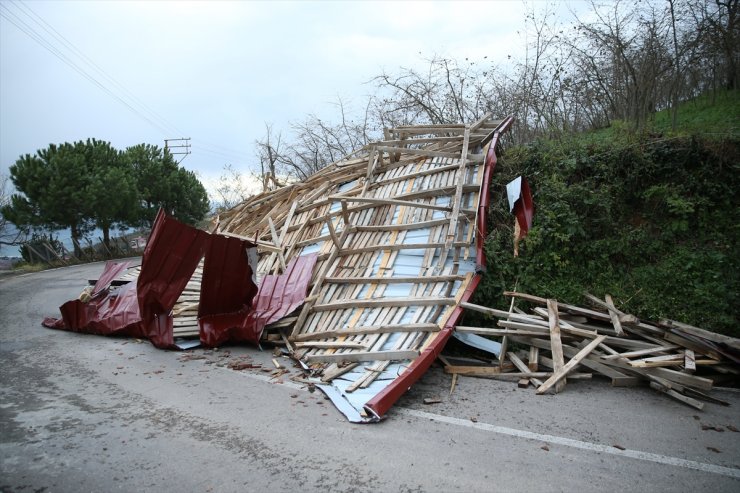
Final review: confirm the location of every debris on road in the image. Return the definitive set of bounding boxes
[39,113,739,422]
[448,292,739,410]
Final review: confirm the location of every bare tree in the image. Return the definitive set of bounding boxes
[213,164,257,211]
[255,123,285,191]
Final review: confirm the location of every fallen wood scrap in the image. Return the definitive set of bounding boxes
[454,294,740,409]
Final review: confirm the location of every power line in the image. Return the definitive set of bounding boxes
[12,0,185,137]
[1,1,254,163]
[0,3,173,136]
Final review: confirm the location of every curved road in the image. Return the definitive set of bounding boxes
[1,262,739,492]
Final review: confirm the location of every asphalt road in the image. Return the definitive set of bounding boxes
[1,262,739,492]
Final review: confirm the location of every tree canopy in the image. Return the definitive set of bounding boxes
[125,143,209,227]
[2,139,210,255]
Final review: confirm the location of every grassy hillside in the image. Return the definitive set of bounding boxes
[472,91,740,336]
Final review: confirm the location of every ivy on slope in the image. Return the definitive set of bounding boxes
[474,134,740,337]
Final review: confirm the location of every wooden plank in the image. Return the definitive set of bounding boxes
[443,365,502,376]
[512,336,633,382]
[460,302,512,319]
[601,345,680,360]
[374,145,462,159]
[455,326,546,337]
[293,341,368,349]
[353,216,463,233]
[505,291,612,322]
[685,349,696,373]
[594,357,714,392]
[328,195,452,212]
[528,346,539,371]
[324,274,464,285]
[436,126,470,271]
[659,319,740,350]
[662,331,722,361]
[507,352,544,387]
[290,226,352,335]
[547,299,567,393]
[312,296,456,312]
[305,349,419,363]
[337,241,469,257]
[604,295,625,336]
[536,336,607,394]
[320,363,359,382]
[324,215,342,250]
[649,382,704,410]
[290,323,439,342]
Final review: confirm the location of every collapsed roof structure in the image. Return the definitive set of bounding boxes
[212,115,514,421]
[43,112,740,419]
[45,114,515,422]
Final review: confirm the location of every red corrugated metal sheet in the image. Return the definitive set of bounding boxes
[199,253,318,347]
[246,253,318,335]
[365,117,514,418]
[43,260,143,338]
[513,177,534,237]
[198,233,259,347]
[44,210,316,350]
[92,260,132,296]
[44,211,210,348]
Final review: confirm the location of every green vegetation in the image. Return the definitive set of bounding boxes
[2,140,209,256]
[473,93,740,336]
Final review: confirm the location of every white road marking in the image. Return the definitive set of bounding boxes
[398,408,740,479]
[224,361,740,479]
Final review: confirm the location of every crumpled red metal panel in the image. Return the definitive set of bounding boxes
[45,211,213,349]
[199,253,318,347]
[198,233,259,347]
[45,210,316,350]
[92,260,132,296]
[42,261,144,338]
[247,253,318,332]
[137,210,210,320]
[513,177,534,238]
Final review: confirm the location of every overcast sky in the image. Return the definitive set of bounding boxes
[0,0,583,195]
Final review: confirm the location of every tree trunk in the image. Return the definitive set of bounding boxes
[102,226,111,252]
[70,224,82,258]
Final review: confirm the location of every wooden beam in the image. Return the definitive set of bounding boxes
[459,302,512,319]
[337,241,470,257]
[509,336,635,383]
[312,296,456,312]
[293,341,368,349]
[443,365,503,376]
[536,335,607,394]
[547,299,567,393]
[328,195,452,212]
[291,323,439,342]
[325,216,341,250]
[505,291,612,322]
[325,274,463,285]
[601,344,680,360]
[455,326,546,337]
[604,295,625,336]
[305,350,419,363]
[353,217,461,233]
[659,319,740,350]
[649,382,704,410]
[508,351,544,387]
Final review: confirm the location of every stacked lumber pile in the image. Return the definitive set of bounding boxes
[449,292,740,410]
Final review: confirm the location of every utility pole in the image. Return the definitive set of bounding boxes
[164,138,191,164]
